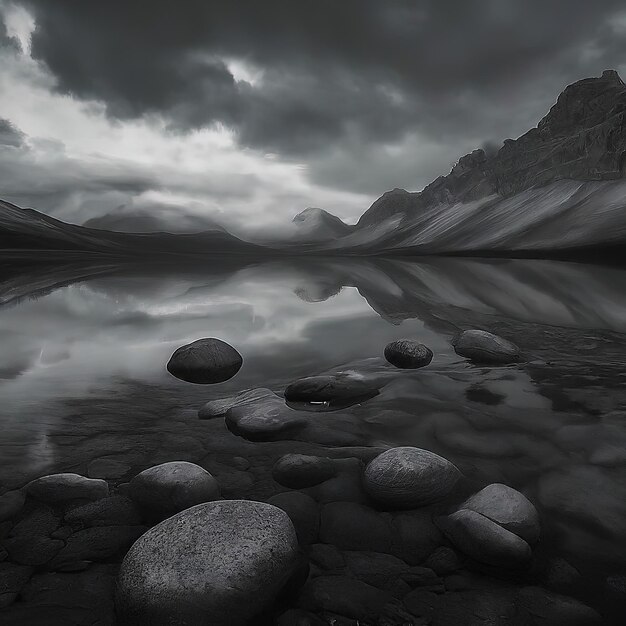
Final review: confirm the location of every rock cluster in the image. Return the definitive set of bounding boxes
[438,483,540,569]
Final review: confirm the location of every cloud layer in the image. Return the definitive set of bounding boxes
[1,1,626,231]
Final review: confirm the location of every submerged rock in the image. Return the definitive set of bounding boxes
[225,393,307,441]
[167,338,242,384]
[384,340,433,369]
[453,329,520,364]
[26,473,109,504]
[437,508,532,568]
[198,387,274,419]
[363,447,460,509]
[116,500,300,626]
[462,483,540,544]
[267,491,320,545]
[129,461,220,516]
[284,375,379,404]
[272,454,337,489]
[0,562,34,608]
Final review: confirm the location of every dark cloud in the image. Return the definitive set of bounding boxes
[0,118,24,146]
[23,1,625,158]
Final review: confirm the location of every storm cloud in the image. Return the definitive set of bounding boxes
[2,1,626,227]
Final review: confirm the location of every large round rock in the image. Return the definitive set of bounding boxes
[116,500,300,626]
[167,338,242,384]
[384,340,433,369]
[363,447,460,509]
[453,330,520,364]
[129,461,220,516]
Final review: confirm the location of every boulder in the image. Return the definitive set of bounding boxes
[267,491,320,545]
[272,454,336,489]
[116,500,301,626]
[384,340,433,369]
[26,473,109,504]
[198,387,274,419]
[462,483,540,544]
[453,330,520,364]
[166,338,242,384]
[363,447,460,509]
[129,461,220,517]
[437,508,532,568]
[284,375,379,404]
[0,491,25,522]
[424,546,464,575]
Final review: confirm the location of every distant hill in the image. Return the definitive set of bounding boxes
[291,207,353,241]
[83,207,226,234]
[0,199,269,257]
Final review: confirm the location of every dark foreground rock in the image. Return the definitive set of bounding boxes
[26,473,109,504]
[437,508,532,569]
[363,446,461,509]
[384,340,433,369]
[272,454,337,489]
[128,461,220,517]
[116,500,301,626]
[166,337,242,384]
[453,329,521,364]
[461,483,540,544]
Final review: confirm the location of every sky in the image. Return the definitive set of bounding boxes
[1,0,626,236]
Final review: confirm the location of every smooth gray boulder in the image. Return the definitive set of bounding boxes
[26,473,109,504]
[116,500,300,626]
[167,338,242,384]
[198,388,274,419]
[272,454,336,489]
[437,508,532,568]
[384,340,433,369]
[462,483,540,544]
[453,329,520,364]
[363,447,460,509]
[129,461,220,516]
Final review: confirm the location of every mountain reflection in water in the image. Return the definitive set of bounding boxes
[1,255,626,614]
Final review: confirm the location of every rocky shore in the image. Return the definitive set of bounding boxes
[0,331,611,625]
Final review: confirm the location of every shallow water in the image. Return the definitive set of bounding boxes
[2,255,626,619]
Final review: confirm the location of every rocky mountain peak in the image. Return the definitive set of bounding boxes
[357,70,626,228]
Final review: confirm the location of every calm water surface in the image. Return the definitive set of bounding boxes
[1,255,626,614]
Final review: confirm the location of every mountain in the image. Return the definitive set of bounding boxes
[0,199,269,257]
[291,207,353,241]
[83,207,226,234]
[313,70,626,256]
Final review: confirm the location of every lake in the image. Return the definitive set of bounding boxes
[1,255,626,623]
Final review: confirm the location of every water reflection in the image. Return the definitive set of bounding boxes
[1,256,626,589]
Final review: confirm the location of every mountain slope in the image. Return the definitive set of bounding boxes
[315,70,626,255]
